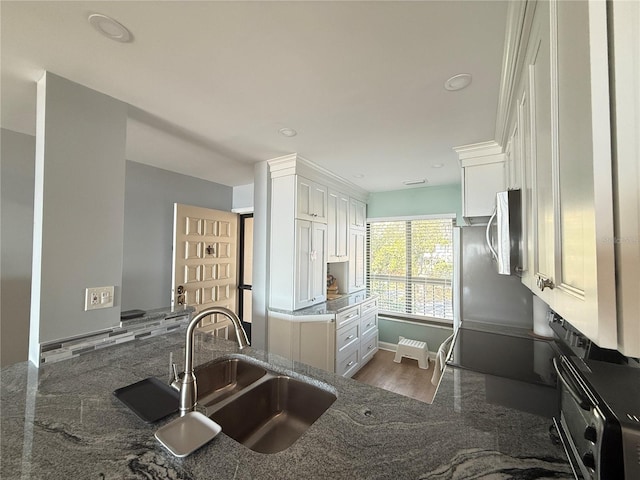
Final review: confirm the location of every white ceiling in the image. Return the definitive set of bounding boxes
[1,1,508,192]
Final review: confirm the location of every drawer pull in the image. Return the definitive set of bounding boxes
[346,313,358,320]
[346,335,355,340]
[347,361,355,367]
[368,345,374,350]
[365,323,372,328]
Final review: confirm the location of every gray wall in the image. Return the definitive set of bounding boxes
[122,161,232,311]
[1,129,36,366]
[30,73,128,362]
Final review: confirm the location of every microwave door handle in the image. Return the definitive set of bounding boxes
[552,358,592,411]
[485,208,498,260]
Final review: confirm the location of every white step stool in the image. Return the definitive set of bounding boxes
[394,336,429,369]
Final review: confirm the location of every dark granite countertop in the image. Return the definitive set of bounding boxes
[1,331,572,479]
[270,291,375,317]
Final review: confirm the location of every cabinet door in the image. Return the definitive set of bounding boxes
[546,0,616,347]
[311,222,327,303]
[294,220,326,309]
[609,0,640,357]
[294,220,314,309]
[310,182,328,223]
[518,87,535,292]
[348,229,366,292]
[463,162,505,218]
[296,176,327,223]
[528,1,555,306]
[336,194,349,258]
[349,198,366,229]
[327,190,349,261]
[296,176,314,221]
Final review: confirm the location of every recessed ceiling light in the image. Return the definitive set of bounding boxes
[432,163,444,169]
[444,73,472,91]
[403,179,426,186]
[278,127,297,137]
[88,13,133,43]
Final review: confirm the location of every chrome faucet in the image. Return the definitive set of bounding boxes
[177,306,249,416]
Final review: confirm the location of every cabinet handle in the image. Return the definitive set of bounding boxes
[536,275,555,291]
[347,361,355,367]
[346,335,355,340]
[365,323,372,328]
[368,345,374,350]
[346,313,358,320]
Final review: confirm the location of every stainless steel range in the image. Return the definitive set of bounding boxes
[550,316,640,480]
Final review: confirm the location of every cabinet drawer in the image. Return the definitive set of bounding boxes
[360,298,378,316]
[336,323,359,354]
[360,312,377,337]
[360,328,378,365]
[336,306,360,329]
[336,347,359,377]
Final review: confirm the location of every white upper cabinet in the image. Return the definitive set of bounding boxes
[547,0,617,349]
[296,176,328,223]
[327,189,349,262]
[454,141,506,223]
[609,0,640,357]
[349,198,367,230]
[348,229,366,293]
[268,154,369,311]
[505,0,617,349]
[294,220,327,310]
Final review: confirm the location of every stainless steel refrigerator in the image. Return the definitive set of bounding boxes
[454,225,533,331]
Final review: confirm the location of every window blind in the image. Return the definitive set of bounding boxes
[366,217,454,321]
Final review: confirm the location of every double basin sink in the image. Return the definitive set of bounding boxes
[188,356,337,454]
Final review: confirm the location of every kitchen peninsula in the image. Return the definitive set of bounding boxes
[1,330,572,479]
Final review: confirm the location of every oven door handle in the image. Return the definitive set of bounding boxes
[552,357,592,411]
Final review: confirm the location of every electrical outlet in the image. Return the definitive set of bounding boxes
[85,286,114,311]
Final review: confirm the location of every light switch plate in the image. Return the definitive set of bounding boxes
[85,286,114,311]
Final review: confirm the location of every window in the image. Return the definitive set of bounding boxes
[367,216,454,321]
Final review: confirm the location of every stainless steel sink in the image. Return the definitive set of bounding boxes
[194,358,267,407]
[207,375,337,454]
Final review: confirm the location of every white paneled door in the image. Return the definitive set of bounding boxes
[172,204,238,338]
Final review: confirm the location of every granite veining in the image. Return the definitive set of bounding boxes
[1,330,573,479]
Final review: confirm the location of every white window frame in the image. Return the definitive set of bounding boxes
[366,214,456,325]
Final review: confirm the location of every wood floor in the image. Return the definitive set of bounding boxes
[352,349,438,404]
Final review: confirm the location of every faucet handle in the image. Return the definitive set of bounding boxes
[169,363,181,390]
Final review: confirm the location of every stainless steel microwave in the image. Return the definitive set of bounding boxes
[485,189,522,275]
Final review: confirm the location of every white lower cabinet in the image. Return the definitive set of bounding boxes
[335,299,379,378]
[336,348,360,378]
[267,297,378,377]
[268,313,336,372]
[359,299,379,364]
[335,306,360,378]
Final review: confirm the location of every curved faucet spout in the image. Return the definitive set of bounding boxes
[179,306,250,416]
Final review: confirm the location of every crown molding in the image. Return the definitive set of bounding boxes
[453,140,502,159]
[267,153,369,200]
